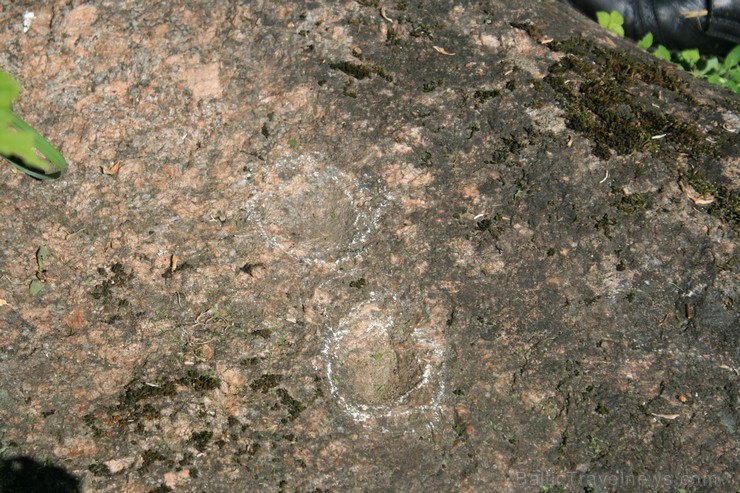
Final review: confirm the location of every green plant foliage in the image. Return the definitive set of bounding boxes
[654,45,672,61]
[596,10,625,38]
[598,13,740,93]
[29,279,43,296]
[0,69,67,179]
[0,71,19,107]
[678,49,701,65]
[726,45,740,67]
[36,245,49,271]
[637,32,653,50]
[671,45,739,93]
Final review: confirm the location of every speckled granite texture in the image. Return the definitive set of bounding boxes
[0,1,737,492]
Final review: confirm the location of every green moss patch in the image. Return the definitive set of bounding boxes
[188,430,213,452]
[685,172,740,224]
[544,39,711,160]
[329,61,393,82]
[179,368,221,392]
[276,388,306,420]
[250,374,283,393]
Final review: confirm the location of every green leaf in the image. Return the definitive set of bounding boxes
[36,245,49,271]
[723,45,740,70]
[706,73,723,85]
[679,49,701,67]
[694,57,720,76]
[0,127,48,169]
[29,279,43,296]
[731,67,740,83]
[654,45,672,61]
[637,33,653,50]
[609,11,625,37]
[724,80,739,94]
[596,11,611,29]
[1,110,67,179]
[0,111,11,128]
[596,11,625,37]
[0,70,19,109]
[0,70,67,180]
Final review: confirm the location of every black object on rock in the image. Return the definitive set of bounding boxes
[0,456,81,493]
[561,0,740,56]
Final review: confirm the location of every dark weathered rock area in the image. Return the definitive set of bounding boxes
[0,1,737,492]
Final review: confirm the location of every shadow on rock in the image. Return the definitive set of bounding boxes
[0,456,81,493]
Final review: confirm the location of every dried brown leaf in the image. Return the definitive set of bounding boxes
[433,45,455,56]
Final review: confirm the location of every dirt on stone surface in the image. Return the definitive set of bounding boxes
[0,1,738,492]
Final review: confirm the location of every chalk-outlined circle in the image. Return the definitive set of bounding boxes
[247,155,383,266]
[322,291,447,425]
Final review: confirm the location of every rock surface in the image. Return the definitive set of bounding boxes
[0,1,737,492]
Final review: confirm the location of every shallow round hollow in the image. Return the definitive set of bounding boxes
[323,294,446,425]
[331,308,423,406]
[248,155,380,265]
